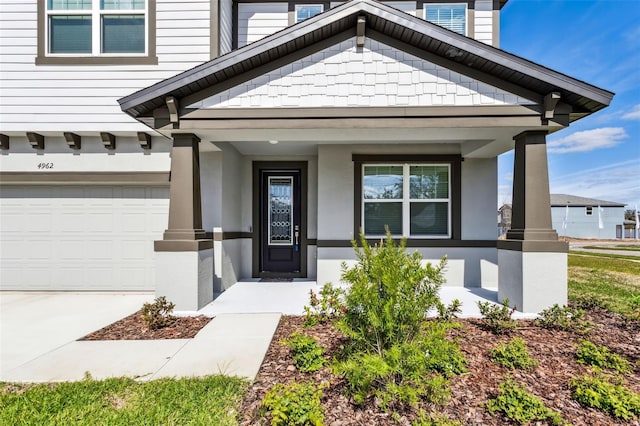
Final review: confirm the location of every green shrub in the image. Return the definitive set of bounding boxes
[535,304,591,333]
[570,373,640,420]
[489,337,538,370]
[477,299,517,335]
[487,377,565,425]
[338,232,447,354]
[140,296,175,330]
[334,322,466,410]
[576,340,632,374]
[303,283,346,327]
[283,333,326,373]
[261,382,325,426]
[413,411,462,426]
[436,299,462,321]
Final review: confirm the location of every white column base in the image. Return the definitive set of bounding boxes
[155,249,214,311]
[498,249,567,313]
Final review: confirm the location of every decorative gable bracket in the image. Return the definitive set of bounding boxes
[543,92,561,120]
[356,15,366,47]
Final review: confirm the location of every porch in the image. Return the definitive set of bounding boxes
[181,280,538,319]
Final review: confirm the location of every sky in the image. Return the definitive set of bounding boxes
[498,0,640,211]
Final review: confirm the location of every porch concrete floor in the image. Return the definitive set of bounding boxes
[183,281,538,319]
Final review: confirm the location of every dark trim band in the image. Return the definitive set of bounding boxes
[497,240,568,253]
[208,231,254,241]
[154,239,214,252]
[317,239,497,248]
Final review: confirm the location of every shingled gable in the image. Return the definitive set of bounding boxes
[118,0,613,124]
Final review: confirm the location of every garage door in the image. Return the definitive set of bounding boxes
[0,186,169,291]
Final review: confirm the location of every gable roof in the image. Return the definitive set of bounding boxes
[118,0,613,121]
[550,194,626,207]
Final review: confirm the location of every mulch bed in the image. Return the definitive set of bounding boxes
[239,308,640,425]
[81,311,212,340]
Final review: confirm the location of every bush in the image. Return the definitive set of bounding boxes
[570,373,640,420]
[436,299,462,321]
[283,333,326,373]
[576,340,632,374]
[303,283,346,327]
[338,232,447,354]
[536,304,591,333]
[261,382,325,426]
[489,337,538,370]
[413,410,461,426]
[140,296,175,330]
[487,376,565,425]
[572,295,609,311]
[334,322,466,410]
[477,299,517,335]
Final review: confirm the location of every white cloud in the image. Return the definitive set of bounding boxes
[622,104,640,120]
[550,160,640,208]
[547,127,627,154]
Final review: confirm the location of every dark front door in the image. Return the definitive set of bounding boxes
[259,169,302,274]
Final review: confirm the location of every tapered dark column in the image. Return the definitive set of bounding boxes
[503,131,565,247]
[163,133,206,240]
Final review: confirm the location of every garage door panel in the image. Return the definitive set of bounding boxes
[0,185,169,291]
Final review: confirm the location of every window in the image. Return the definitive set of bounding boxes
[585,206,593,216]
[46,0,147,55]
[362,164,451,237]
[424,3,467,35]
[295,4,323,23]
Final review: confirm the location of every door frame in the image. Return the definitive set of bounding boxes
[252,161,308,278]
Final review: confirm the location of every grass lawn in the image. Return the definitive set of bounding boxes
[583,245,640,252]
[0,375,247,426]
[568,254,640,318]
[569,250,640,261]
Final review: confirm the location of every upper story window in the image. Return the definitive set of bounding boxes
[424,3,467,35]
[585,206,593,216]
[295,4,323,23]
[362,164,451,238]
[37,0,157,64]
[47,0,146,54]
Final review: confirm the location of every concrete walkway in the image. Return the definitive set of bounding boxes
[1,283,532,383]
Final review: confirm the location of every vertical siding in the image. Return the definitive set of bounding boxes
[474,0,494,46]
[236,3,288,48]
[219,0,233,54]
[0,0,211,133]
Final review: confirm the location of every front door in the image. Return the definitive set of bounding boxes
[258,168,303,275]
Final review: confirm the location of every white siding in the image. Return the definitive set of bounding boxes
[220,0,233,54]
[551,206,624,239]
[331,1,416,15]
[236,3,288,48]
[0,185,169,291]
[474,0,494,46]
[0,0,211,133]
[193,37,534,109]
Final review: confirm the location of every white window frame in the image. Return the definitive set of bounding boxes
[45,0,148,56]
[423,3,467,36]
[294,4,324,23]
[362,163,451,239]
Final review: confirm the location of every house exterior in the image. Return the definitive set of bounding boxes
[0,0,613,313]
[551,194,626,240]
[497,203,511,237]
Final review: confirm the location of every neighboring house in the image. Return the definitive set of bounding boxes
[498,203,511,237]
[0,0,613,312]
[550,194,626,240]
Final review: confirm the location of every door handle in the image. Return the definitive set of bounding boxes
[294,225,300,250]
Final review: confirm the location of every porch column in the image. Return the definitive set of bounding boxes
[154,133,214,310]
[497,131,568,313]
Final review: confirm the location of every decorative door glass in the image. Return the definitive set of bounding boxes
[268,176,293,245]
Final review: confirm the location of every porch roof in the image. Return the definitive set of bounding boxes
[118,0,613,123]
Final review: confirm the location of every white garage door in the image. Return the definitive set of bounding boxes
[0,186,169,291]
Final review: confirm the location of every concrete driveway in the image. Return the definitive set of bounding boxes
[0,292,153,378]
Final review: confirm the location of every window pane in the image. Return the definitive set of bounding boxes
[102,15,145,53]
[363,166,403,199]
[50,15,92,53]
[425,4,466,35]
[101,0,145,10]
[269,177,293,245]
[410,165,448,199]
[410,202,448,235]
[48,0,92,10]
[295,5,323,23]
[365,202,402,235]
